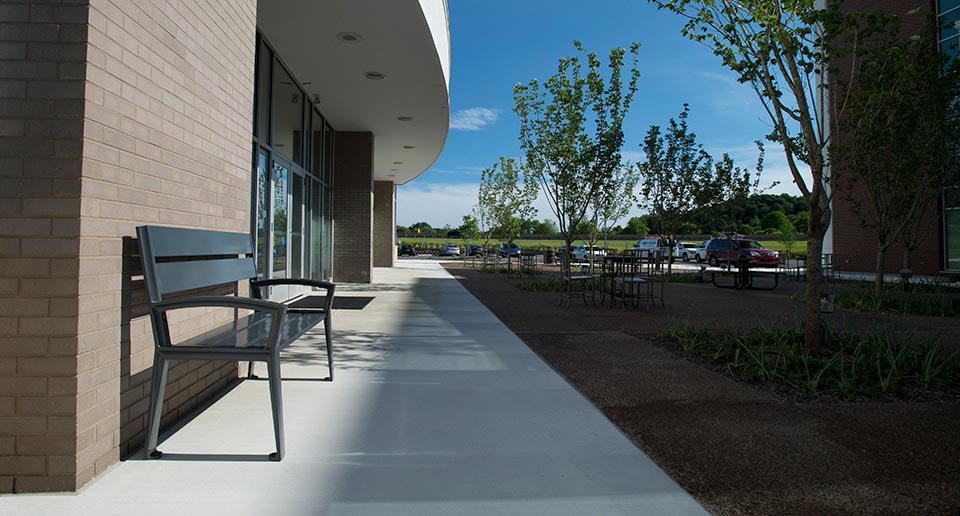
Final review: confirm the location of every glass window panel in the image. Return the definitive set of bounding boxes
[941,36,959,61]
[941,1,960,16]
[946,188,960,209]
[256,41,272,142]
[324,189,333,279]
[272,61,304,165]
[311,110,324,176]
[255,150,269,278]
[941,8,960,40]
[311,179,323,280]
[272,161,289,278]
[947,210,960,270]
[324,123,334,186]
[291,173,304,278]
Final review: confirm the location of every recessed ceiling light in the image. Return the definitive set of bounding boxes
[397,116,414,122]
[403,145,415,149]
[392,161,403,165]
[337,32,363,43]
[388,174,396,177]
[364,71,386,80]
[389,169,398,172]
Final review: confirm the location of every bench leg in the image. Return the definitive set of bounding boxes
[145,350,169,459]
[324,319,334,382]
[267,355,285,461]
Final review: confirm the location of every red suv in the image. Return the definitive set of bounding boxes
[704,237,779,267]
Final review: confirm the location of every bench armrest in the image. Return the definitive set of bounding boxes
[150,296,288,350]
[250,279,336,311]
[152,296,287,317]
[251,278,335,292]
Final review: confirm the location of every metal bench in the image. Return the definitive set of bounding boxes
[137,225,335,461]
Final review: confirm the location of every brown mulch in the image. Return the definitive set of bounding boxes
[441,262,960,516]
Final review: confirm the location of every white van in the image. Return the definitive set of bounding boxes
[632,237,684,261]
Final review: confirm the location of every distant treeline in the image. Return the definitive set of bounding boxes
[399,193,809,238]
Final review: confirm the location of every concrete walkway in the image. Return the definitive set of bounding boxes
[0,260,707,515]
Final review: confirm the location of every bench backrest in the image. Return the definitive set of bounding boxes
[137,225,256,303]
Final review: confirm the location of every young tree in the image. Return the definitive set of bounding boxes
[829,11,960,297]
[477,156,539,250]
[469,204,496,252]
[590,165,640,259]
[637,104,724,273]
[459,214,481,245]
[513,40,641,259]
[651,0,840,351]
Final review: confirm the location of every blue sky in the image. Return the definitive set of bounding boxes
[397,0,802,229]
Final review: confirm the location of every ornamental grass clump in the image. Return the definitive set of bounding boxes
[658,326,960,399]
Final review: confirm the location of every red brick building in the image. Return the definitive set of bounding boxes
[828,0,960,276]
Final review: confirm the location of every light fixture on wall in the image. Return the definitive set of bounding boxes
[403,145,415,149]
[364,71,386,80]
[397,116,414,122]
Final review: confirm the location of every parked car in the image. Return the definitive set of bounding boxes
[571,244,606,262]
[679,242,699,262]
[554,245,572,262]
[464,244,484,256]
[703,237,779,267]
[694,240,709,263]
[397,244,417,256]
[499,242,521,257]
[446,230,463,239]
[439,243,461,257]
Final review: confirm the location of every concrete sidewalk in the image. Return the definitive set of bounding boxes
[0,260,707,515]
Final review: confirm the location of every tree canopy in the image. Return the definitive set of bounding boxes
[514,40,641,250]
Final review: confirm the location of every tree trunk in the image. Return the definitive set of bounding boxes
[874,246,886,298]
[804,201,827,354]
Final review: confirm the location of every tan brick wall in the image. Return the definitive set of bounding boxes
[73,0,257,490]
[333,132,373,283]
[0,0,88,493]
[373,181,395,268]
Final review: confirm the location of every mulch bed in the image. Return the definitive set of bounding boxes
[442,262,960,516]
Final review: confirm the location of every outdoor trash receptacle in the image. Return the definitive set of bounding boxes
[820,293,835,313]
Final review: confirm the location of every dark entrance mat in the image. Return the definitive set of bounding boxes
[287,296,374,310]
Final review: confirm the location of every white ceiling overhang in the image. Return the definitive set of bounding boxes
[258,0,450,185]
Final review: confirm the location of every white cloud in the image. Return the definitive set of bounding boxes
[449,107,499,131]
[397,180,650,232]
[397,183,480,228]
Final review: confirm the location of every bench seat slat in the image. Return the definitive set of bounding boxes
[168,311,328,351]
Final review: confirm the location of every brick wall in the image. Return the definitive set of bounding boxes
[333,132,373,283]
[373,180,395,268]
[830,0,943,276]
[75,0,257,490]
[0,0,89,494]
[0,0,257,493]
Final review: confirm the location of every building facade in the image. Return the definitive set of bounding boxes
[829,0,960,276]
[0,0,449,493]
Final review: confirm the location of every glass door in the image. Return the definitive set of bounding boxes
[271,159,289,280]
[290,170,306,279]
[254,149,269,279]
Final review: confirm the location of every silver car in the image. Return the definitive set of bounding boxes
[439,243,461,256]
